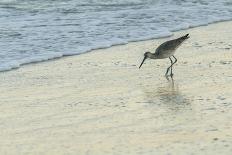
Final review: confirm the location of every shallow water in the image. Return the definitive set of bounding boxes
[0,0,232,71]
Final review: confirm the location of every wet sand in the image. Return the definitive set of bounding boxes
[0,21,232,155]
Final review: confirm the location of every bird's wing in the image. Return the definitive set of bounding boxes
[155,34,189,55]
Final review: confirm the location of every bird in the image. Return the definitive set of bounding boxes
[139,34,189,78]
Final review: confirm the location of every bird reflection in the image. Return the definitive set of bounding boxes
[145,78,191,113]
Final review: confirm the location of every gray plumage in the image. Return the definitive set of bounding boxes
[139,34,189,78]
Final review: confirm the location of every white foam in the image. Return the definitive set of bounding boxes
[0,0,232,72]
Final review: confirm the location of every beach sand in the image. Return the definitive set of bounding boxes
[0,21,232,155]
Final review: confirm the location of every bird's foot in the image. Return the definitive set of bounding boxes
[165,73,174,81]
[165,74,171,81]
[165,73,173,77]
[165,74,169,78]
[165,77,170,81]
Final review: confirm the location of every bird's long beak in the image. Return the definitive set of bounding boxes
[139,56,147,69]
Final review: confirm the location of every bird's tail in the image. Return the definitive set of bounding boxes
[180,34,189,40]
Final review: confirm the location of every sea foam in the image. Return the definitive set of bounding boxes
[0,0,232,71]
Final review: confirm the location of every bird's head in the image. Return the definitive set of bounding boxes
[144,51,151,57]
[139,51,151,69]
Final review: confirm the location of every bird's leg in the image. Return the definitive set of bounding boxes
[165,57,173,77]
[170,57,174,77]
[172,55,177,64]
[170,56,177,77]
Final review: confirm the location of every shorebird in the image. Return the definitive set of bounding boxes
[139,34,189,78]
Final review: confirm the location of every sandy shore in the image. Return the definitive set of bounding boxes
[0,21,232,155]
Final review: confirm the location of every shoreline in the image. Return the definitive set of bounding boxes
[0,21,232,155]
[1,20,232,73]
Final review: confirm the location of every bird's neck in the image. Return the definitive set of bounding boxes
[147,53,157,59]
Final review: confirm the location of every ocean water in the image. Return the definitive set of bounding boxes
[0,0,232,71]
